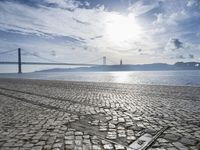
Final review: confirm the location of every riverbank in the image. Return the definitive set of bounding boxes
[0,78,200,149]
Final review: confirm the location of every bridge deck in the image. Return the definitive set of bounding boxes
[0,61,100,66]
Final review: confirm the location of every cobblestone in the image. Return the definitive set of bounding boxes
[0,78,200,149]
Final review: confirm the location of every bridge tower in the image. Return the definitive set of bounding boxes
[103,56,106,65]
[18,48,22,74]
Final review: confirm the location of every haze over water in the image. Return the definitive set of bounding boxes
[1,70,200,87]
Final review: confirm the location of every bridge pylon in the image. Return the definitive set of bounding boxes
[18,48,22,74]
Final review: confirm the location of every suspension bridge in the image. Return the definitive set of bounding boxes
[0,48,118,73]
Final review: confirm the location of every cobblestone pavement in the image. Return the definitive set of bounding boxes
[0,78,200,150]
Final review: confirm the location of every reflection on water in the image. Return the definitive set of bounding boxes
[112,72,133,83]
[0,70,200,86]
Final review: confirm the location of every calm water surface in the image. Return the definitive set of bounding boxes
[0,70,200,87]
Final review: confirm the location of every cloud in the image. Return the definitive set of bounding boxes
[151,27,166,34]
[33,52,39,57]
[171,39,183,49]
[128,1,159,16]
[84,1,90,7]
[163,39,200,62]
[153,11,188,26]
[175,54,194,60]
[176,54,185,59]
[187,0,198,7]
[0,1,104,38]
[51,50,56,56]
[153,13,164,24]
[189,54,194,59]
[44,0,81,10]
[72,17,90,25]
[90,35,103,40]
[167,11,188,25]
[165,38,183,51]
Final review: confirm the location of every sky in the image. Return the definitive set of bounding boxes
[0,0,200,73]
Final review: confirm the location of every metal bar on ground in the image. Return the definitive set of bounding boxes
[128,126,170,150]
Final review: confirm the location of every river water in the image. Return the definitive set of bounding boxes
[0,70,200,87]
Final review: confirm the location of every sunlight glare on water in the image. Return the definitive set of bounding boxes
[112,72,134,83]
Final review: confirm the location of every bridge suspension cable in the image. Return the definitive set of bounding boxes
[81,57,103,64]
[0,49,17,55]
[21,49,58,63]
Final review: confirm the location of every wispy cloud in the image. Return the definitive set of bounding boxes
[128,1,159,16]
[44,0,81,10]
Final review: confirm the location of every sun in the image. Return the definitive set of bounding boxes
[105,14,141,44]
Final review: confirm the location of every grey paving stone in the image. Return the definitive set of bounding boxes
[173,142,189,150]
[103,143,114,149]
[180,137,197,146]
[164,134,180,141]
[31,146,43,150]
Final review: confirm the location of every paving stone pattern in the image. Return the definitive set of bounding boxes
[0,79,200,150]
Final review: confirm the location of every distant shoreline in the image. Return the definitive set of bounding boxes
[37,62,200,72]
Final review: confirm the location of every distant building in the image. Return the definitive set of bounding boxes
[103,56,106,65]
[120,59,122,65]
